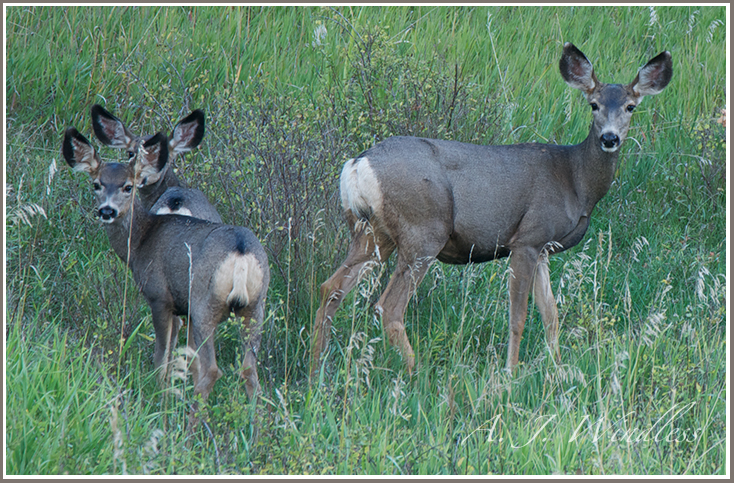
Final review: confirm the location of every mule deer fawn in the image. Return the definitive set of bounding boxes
[91,104,222,223]
[91,105,224,354]
[311,43,672,376]
[62,127,269,401]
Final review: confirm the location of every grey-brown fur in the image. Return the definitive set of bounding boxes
[312,43,672,376]
[62,128,269,402]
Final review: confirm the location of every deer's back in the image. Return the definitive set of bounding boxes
[356,136,583,263]
[132,215,268,312]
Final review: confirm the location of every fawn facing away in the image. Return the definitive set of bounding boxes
[311,43,673,377]
[62,128,269,402]
[91,104,222,223]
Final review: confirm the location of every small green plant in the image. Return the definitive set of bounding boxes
[688,110,726,194]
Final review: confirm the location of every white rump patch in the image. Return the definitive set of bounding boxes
[339,157,383,221]
[155,206,193,217]
[213,252,264,308]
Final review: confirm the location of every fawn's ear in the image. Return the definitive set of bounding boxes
[134,132,170,188]
[169,109,205,154]
[559,42,599,95]
[91,104,135,149]
[629,51,673,98]
[62,127,101,176]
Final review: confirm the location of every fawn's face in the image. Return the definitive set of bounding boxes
[63,127,168,224]
[92,134,168,223]
[92,162,136,224]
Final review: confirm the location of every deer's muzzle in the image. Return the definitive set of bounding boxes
[97,206,117,223]
[600,132,621,152]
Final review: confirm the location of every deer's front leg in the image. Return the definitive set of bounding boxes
[532,252,560,363]
[506,248,537,370]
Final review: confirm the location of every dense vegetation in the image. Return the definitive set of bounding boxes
[5,6,727,475]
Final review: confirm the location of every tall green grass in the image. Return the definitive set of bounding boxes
[5,5,727,475]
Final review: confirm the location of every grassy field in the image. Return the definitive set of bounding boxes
[5,5,728,475]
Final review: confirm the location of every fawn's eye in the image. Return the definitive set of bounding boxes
[127,151,135,159]
[626,104,636,113]
[93,182,101,191]
[123,184,133,194]
[590,102,599,111]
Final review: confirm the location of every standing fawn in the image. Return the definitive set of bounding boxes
[91,105,223,354]
[62,128,269,401]
[311,43,672,376]
[91,104,222,223]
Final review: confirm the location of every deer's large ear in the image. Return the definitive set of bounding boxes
[91,104,135,149]
[169,109,205,155]
[629,51,673,97]
[62,127,101,176]
[559,42,598,94]
[134,132,170,187]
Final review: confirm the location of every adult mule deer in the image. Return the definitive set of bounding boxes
[91,104,222,223]
[311,43,672,376]
[62,128,269,401]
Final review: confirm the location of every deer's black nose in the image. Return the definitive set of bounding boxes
[98,206,117,221]
[600,133,620,149]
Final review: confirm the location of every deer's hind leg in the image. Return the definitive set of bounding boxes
[187,308,223,401]
[234,299,265,400]
[374,252,438,374]
[311,218,395,378]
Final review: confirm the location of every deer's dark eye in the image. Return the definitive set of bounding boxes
[127,151,135,159]
[626,104,636,113]
[93,182,101,191]
[590,102,599,111]
[123,184,133,194]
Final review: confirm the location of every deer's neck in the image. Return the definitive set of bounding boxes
[571,129,620,211]
[104,197,156,266]
[137,165,183,210]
